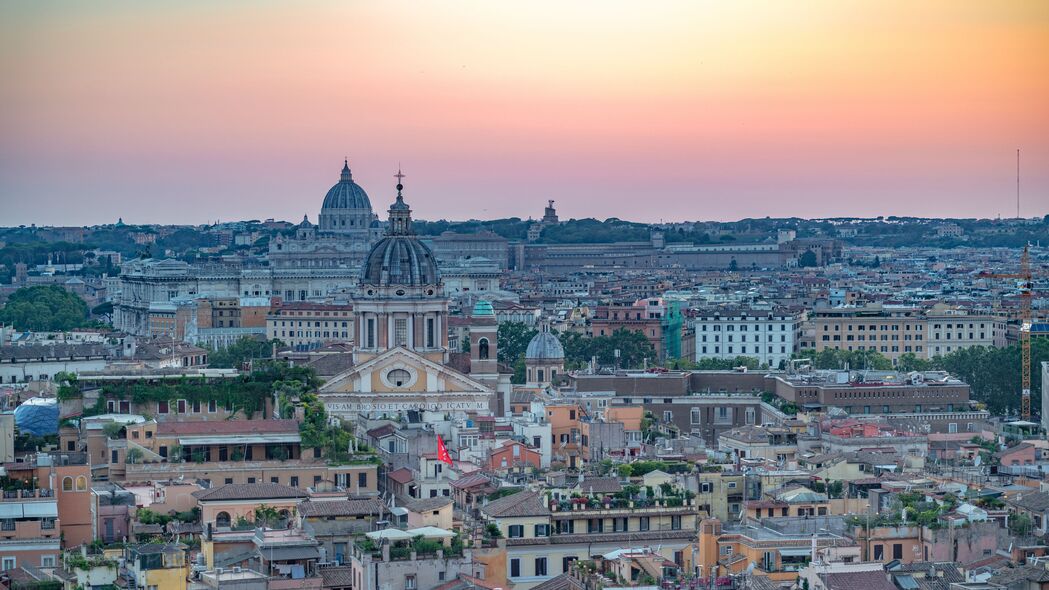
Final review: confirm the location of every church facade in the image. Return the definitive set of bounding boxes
[319,173,495,421]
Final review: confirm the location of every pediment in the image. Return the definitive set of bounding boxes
[319,347,493,395]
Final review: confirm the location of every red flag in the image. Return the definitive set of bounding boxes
[437,434,453,465]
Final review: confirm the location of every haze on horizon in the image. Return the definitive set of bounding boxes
[1,0,1048,227]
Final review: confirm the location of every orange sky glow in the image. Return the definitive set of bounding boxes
[1,1,1047,224]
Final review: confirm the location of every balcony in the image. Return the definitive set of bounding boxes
[0,489,55,501]
[550,497,697,518]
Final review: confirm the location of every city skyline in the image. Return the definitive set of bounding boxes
[2,1,1048,226]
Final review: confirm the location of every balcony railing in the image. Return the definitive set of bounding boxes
[0,489,55,501]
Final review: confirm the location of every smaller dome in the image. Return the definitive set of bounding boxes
[526,330,564,360]
[472,299,495,317]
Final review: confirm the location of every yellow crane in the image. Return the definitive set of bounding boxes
[979,245,1034,419]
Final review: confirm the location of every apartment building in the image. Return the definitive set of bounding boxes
[590,302,664,361]
[924,304,1007,357]
[116,419,379,492]
[809,304,925,362]
[0,452,93,570]
[480,487,698,589]
[693,307,802,368]
[266,302,354,349]
[809,303,1007,362]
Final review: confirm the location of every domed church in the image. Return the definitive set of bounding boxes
[268,160,384,273]
[319,171,495,421]
[318,160,383,239]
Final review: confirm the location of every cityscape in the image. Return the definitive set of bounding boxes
[1,4,1049,590]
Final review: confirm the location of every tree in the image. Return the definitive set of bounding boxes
[560,328,656,369]
[798,249,818,267]
[497,322,537,365]
[896,352,931,372]
[0,285,89,331]
[207,337,282,369]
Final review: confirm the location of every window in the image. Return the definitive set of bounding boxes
[2,558,15,571]
[691,408,701,425]
[508,525,524,538]
[639,516,650,531]
[76,476,87,491]
[359,472,368,488]
[62,477,73,492]
[290,476,299,488]
[663,410,673,423]
[535,557,548,577]
[893,544,903,560]
[478,338,490,360]
[563,556,578,574]
[41,555,55,568]
[874,544,884,560]
[427,318,436,348]
[224,478,233,485]
[671,515,682,530]
[158,400,169,414]
[216,511,231,528]
[510,559,521,578]
[394,318,408,347]
[209,400,217,413]
[388,369,410,387]
[405,575,417,590]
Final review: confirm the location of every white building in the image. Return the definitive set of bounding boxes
[693,307,800,368]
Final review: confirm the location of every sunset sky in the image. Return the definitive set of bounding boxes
[1,1,1047,226]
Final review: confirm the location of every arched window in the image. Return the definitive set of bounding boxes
[75,476,87,491]
[62,477,73,492]
[478,338,490,360]
[216,511,231,528]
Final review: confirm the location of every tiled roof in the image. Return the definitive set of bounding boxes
[157,419,299,436]
[573,477,622,494]
[1009,490,1049,513]
[366,424,397,439]
[192,483,307,502]
[306,353,355,378]
[529,574,586,590]
[481,490,550,518]
[820,570,895,590]
[320,566,355,587]
[298,498,384,518]
[450,473,492,490]
[387,468,415,485]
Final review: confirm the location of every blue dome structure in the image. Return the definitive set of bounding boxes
[13,397,58,436]
[472,299,495,317]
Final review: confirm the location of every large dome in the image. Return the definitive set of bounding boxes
[361,236,439,287]
[526,330,564,360]
[322,161,372,211]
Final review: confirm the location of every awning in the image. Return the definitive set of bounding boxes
[366,529,414,542]
[178,434,301,445]
[22,502,58,518]
[779,548,813,557]
[0,504,21,518]
[261,545,321,561]
[405,526,454,539]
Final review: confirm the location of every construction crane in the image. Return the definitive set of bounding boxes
[979,245,1034,419]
